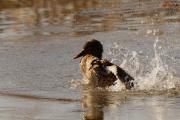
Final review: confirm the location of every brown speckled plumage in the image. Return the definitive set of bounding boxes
[79,55,117,88]
[74,39,134,89]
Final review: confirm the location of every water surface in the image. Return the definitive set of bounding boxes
[0,0,179,120]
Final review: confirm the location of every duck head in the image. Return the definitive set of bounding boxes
[74,39,103,59]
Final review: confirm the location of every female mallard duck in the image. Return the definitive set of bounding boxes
[74,39,134,89]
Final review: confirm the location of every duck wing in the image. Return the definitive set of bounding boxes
[89,59,134,89]
[106,64,134,89]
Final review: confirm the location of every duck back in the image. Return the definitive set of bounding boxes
[80,55,117,88]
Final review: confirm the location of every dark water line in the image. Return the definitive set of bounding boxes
[0,92,80,102]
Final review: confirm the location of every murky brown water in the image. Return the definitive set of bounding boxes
[1,0,179,38]
[0,0,180,120]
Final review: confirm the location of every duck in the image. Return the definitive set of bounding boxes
[74,39,134,89]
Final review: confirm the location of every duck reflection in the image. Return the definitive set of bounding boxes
[81,89,125,120]
[81,90,105,120]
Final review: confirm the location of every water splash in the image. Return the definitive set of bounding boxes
[106,37,177,91]
[70,79,83,89]
[136,37,175,90]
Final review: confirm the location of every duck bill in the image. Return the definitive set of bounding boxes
[73,49,86,59]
